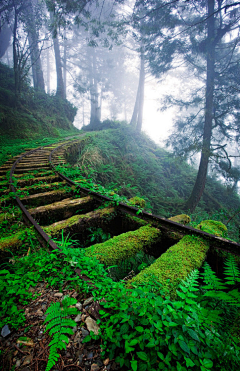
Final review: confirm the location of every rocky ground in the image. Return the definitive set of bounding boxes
[0,282,119,371]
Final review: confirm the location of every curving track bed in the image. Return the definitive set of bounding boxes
[1,136,240,280]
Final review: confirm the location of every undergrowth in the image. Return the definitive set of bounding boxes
[1,237,240,371]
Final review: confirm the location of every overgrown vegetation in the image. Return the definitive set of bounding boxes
[0,238,240,371]
[0,62,78,140]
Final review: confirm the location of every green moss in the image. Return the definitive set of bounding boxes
[197,219,228,237]
[85,225,161,265]
[129,197,146,208]
[128,220,227,295]
[169,214,191,225]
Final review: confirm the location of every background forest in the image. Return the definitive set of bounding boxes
[2,1,240,371]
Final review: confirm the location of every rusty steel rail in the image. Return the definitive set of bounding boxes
[50,140,240,256]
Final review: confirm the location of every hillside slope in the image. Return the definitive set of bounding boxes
[77,123,240,241]
[0,62,78,139]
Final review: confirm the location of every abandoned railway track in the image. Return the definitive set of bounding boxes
[0,136,240,289]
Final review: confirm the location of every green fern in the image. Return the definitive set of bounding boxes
[176,269,199,306]
[224,254,240,285]
[201,262,226,290]
[44,296,78,371]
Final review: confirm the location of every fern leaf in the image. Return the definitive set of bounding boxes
[62,296,77,306]
[44,295,78,370]
[61,307,78,316]
[45,302,60,316]
[60,318,76,327]
[45,317,62,331]
[178,269,199,295]
[202,262,226,290]
[49,325,61,336]
[224,255,240,285]
[45,351,60,371]
[200,307,222,326]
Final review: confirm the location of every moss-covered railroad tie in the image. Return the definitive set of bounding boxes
[84,214,191,266]
[128,220,227,295]
[85,225,162,265]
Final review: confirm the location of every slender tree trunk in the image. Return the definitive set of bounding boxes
[130,41,145,131]
[90,49,100,127]
[136,46,145,132]
[0,23,12,58]
[53,34,65,98]
[46,42,50,93]
[50,13,65,99]
[185,0,215,213]
[130,82,140,127]
[25,0,45,91]
[63,30,67,98]
[13,7,19,102]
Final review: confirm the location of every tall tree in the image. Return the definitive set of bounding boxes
[24,0,45,91]
[185,0,216,212]
[140,0,240,212]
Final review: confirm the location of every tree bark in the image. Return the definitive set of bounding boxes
[0,23,12,58]
[50,13,65,99]
[136,46,145,132]
[90,48,100,127]
[63,30,67,98]
[53,34,65,98]
[13,7,19,102]
[25,0,45,91]
[46,42,50,93]
[185,0,215,213]
[130,41,145,131]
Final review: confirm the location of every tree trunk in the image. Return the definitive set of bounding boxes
[136,46,145,132]
[46,42,50,93]
[90,49,100,127]
[50,13,65,99]
[130,81,140,127]
[0,23,12,58]
[63,30,67,98]
[13,7,19,102]
[130,41,145,131]
[25,0,45,91]
[185,0,215,213]
[53,34,65,98]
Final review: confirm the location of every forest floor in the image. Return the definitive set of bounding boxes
[0,280,119,371]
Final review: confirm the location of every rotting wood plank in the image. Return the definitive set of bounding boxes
[29,196,98,224]
[21,188,74,207]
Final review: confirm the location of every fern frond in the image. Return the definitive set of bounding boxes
[45,317,62,331]
[45,302,61,316]
[199,307,222,326]
[201,262,226,290]
[44,296,78,371]
[62,296,77,306]
[224,255,240,285]
[178,269,199,295]
[45,351,60,371]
